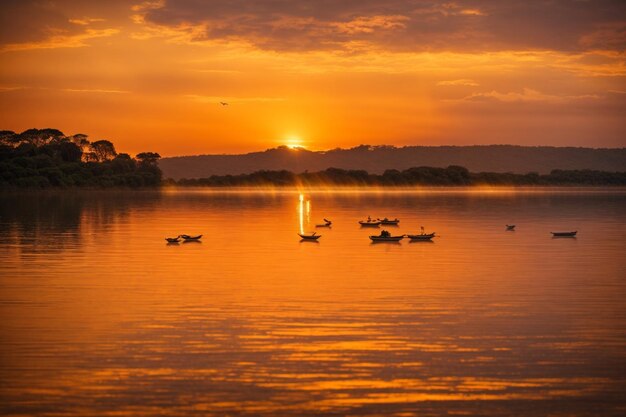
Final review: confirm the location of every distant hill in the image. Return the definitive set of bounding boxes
[159,145,626,180]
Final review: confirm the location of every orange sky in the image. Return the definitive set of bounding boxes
[0,0,624,156]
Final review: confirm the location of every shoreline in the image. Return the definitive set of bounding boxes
[3,185,626,194]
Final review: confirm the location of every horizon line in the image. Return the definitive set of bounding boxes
[161,143,626,159]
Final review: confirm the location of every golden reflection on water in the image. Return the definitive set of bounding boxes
[0,189,625,416]
[298,193,313,235]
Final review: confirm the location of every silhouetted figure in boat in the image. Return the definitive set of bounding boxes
[380,230,390,237]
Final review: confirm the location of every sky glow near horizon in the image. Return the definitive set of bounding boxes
[0,0,624,156]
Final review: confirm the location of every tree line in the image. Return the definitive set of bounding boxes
[2,131,623,188]
[0,128,162,188]
[172,166,626,187]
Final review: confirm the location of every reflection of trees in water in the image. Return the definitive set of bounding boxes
[0,191,163,253]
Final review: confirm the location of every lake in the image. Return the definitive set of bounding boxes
[1,189,625,416]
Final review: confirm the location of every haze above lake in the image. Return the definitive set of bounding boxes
[1,189,625,416]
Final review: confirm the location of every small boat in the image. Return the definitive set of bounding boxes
[165,236,181,243]
[370,230,403,242]
[551,231,577,237]
[370,235,404,242]
[298,232,321,240]
[407,226,435,241]
[406,232,436,241]
[379,218,400,225]
[506,225,516,231]
[181,234,202,241]
[316,218,332,227]
[359,220,381,227]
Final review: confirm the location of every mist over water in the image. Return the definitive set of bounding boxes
[1,189,625,416]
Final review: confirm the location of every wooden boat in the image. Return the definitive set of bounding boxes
[165,236,181,243]
[551,231,577,237]
[359,220,381,227]
[506,225,516,230]
[181,234,202,241]
[379,218,400,225]
[370,235,404,242]
[406,232,436,241]
[316,219,332,227]
[299,233,321,240]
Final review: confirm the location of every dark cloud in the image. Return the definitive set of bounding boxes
[138,0,626,52]
[0,0,72,44]
[0,0,127,49]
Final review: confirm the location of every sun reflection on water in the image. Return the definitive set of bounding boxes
[298,193,312,235]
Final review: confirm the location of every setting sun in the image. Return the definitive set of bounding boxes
[285,135,304,149]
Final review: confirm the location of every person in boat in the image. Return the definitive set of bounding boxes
[367,216,372,222]
[380,230,390,237]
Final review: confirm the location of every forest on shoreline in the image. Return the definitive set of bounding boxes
[0,129,162,188]
[2,129,624,188]
[172,166,626,187]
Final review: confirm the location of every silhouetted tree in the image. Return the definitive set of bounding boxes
[18,128,65,147]
[0,128,163,188]
[58,141,83,162]
[70,133,90,151]
[90,140,117,162]
[173,167,626,187]
[82,152,98,162]
[0,130,16,146]
[136,152,161,165]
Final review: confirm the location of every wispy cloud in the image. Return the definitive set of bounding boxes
[438,79,480,87]
[458,88,600,104]
[1,28,119,53]
[69,17,107,26]
[188,69,242,74]
[185,94,286,103]
[0,86,26,92]
[63,88,129,94]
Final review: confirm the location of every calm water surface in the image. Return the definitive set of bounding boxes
[0,189,625,416]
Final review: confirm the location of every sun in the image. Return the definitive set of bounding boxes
[285,135,303,149]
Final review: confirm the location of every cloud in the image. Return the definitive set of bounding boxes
[63,88,129,94]
[185,95,286,104]
[0,86,25,92]
[0,86,129,94]
[0,0,119,52]
[69,18,107,26]
[133,0,626,53]
[1,28,119,52]
[438,79,480,87]
[458,88,600,104]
